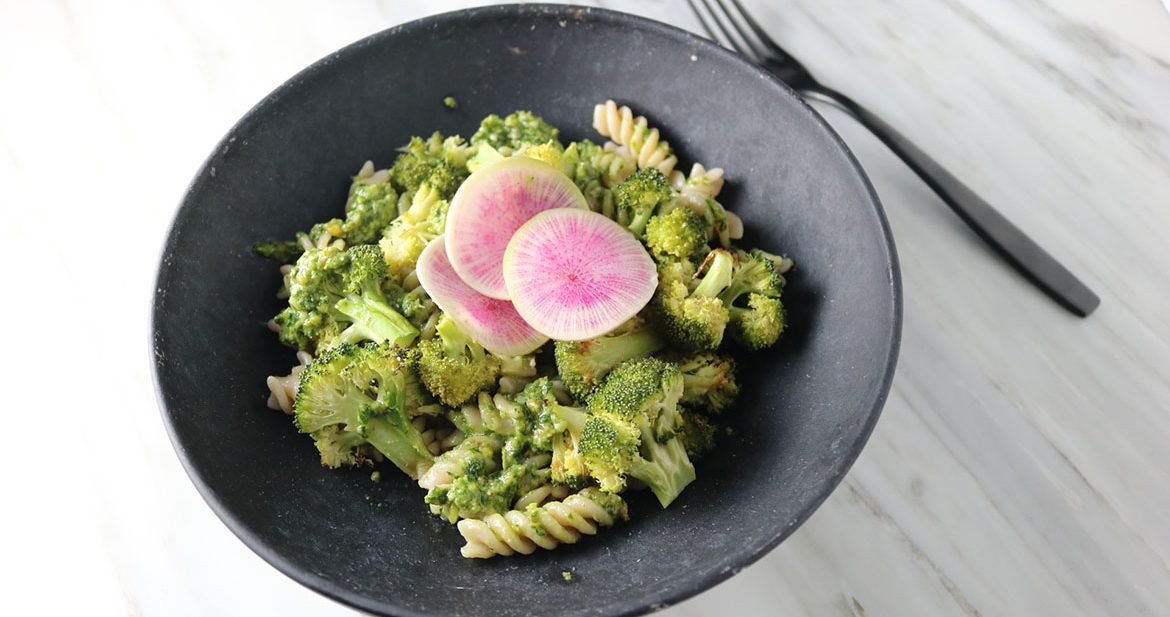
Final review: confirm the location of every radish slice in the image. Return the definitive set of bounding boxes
[416,235,548,356]
[446,156,589,300]
[503,209,657,341]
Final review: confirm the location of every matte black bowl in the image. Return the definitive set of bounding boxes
[153,4,901,616]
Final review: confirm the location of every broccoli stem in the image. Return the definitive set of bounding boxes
[362,409,434,479]
[590,327,668,371]
[691,250,735,298]
[629,425,696,508]
[435,316,483,362]
[627,209,656,237]
[335,295,419,346]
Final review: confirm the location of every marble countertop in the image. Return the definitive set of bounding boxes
[4,0,1168,615]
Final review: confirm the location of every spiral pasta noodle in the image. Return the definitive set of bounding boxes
[593,99,678,179]
[265,351,314,414]
[674,162,725,209]
[457,488,628,558]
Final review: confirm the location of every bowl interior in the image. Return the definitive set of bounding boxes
[153,5,900,617]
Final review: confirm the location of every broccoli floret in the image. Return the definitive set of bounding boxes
[390,132,470,200]
[293,342,434,478]
[471,110,561,154]
[677,409,718,458]
[718,249,787,350]
[382,281,438,331]
[252,240,303,263]
[613,168,672,237]
[577,415,640,493]
[416,314,499,406]
[588,357,685,438]
[729,294,785,351]
[273,245,419,351]
[341,182,399,244]
[579,357,696,507]
[651,250,734,351]
[644,206,708,260]
[378,183,449,280]
[553,319,667,400]
[520,378,591,487]
[423,395,549,522]
[675,352,739,413]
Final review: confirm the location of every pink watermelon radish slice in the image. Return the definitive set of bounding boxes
[502,208,657,341]
[416,235,548,356]
[445,156,589,300]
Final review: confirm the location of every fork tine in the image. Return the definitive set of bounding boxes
[688,0,754,60]
[710,0,775,61]
[725,0,787,57]
[685,0,724,46]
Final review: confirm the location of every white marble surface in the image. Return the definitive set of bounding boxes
[4,0,1169,615]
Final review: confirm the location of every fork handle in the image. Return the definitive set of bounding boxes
[800,86,1099,317]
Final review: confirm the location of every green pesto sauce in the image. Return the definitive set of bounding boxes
[443,96,457,109]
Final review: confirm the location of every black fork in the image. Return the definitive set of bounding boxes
[689,0,1099,317]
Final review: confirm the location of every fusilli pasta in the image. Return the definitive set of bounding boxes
[265,350,313,414]
[457,488,628,558]
[593,99,679,180]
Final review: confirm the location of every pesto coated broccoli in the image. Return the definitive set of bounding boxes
[521,378,590,488]
[719,249,787,350]
[424,392,549,522]
[390,132,470,200]
[293,342,433,478]
[378,183,449,280]
[273,244,419,351]
[652,248,787,352]
[471,110,561,154]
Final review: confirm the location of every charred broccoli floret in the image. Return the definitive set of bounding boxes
[293,342,433,478]
[677,409,718,459]
[650,250,734,351]
[675,351,739,413]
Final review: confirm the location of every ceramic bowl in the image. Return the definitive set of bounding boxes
[153,5,901,616]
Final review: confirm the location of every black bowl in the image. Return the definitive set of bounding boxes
[152,4,901,616]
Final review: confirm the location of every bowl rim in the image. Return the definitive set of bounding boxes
[151,4,902,616]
